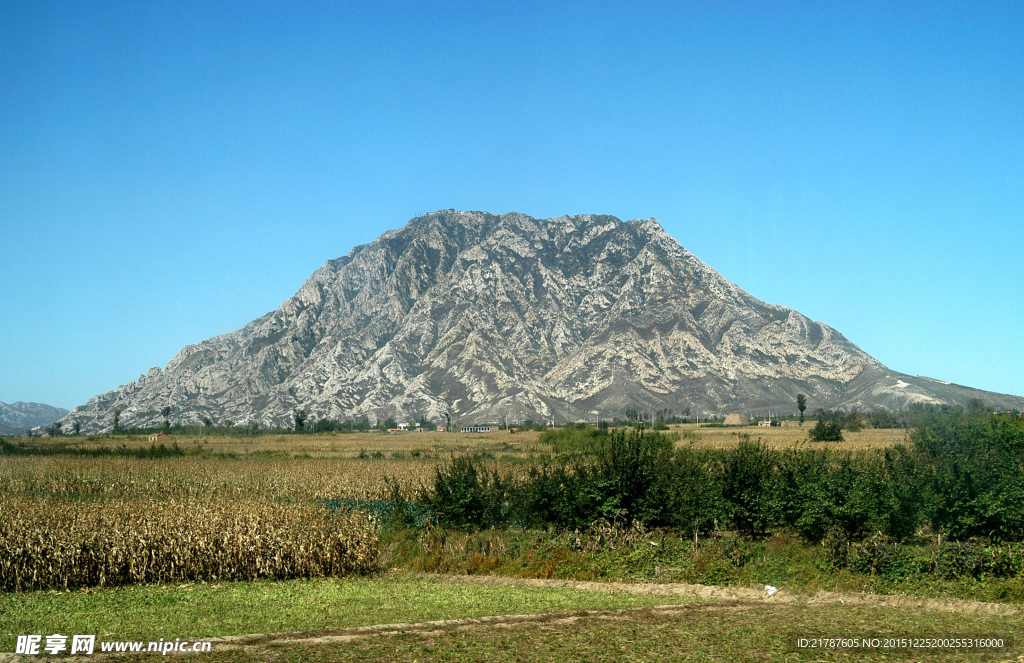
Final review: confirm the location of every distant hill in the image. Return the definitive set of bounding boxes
[61,210,1024,433]
[0,401,69,435]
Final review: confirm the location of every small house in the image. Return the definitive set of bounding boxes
[148,432,170,442]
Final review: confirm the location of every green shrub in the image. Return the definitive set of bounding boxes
[538,424,609,455]
[808,410,844,441]
[722,438,779,537]
[848,535,925,580]
[915,411,1024,540]
[426,410,1024,546]
[427,456,511,529]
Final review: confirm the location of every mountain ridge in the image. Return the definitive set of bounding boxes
[1,401,69,435]
[60,210,1024,432]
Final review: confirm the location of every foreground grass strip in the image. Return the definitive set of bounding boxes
[0,572,702,652]
[123,601,1024,662]
[423,573,1021,615]
[383,526,1024,605]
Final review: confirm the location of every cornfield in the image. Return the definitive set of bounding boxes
[0,435,540,592]
[0,456,433,501]
[0,497,379,591]
[0,455,534,502]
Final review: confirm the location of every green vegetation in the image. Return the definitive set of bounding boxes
[808,408,845,441]
[0,573,699,651]
[383,526,1024,604]
[434,409,1024,546]
[172,602,1024,662]
[0,438,190,458]
[5,403,1024,661]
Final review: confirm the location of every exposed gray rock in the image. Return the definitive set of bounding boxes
[61,211,1024,433]
[0,401,69,435]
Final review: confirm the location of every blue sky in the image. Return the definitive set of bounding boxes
[1,1,1022,409]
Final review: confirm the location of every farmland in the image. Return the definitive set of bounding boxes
[2,413,1023,661]
[6,423,908,457]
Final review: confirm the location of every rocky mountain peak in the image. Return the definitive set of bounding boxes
[60,211,1024,433]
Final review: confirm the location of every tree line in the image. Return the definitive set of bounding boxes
[426,406,1024,543]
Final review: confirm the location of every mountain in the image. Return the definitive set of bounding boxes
[61,211,1024,433]
[0,401,69,435]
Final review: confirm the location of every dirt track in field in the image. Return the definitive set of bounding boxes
[146,576,1024,659]
[208,601,751,652]
[421,572,1022,616]
[5,574,1018,661]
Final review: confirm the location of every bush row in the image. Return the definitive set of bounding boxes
[427,410,1024,543]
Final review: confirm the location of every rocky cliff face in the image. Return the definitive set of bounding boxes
[61,211,1024,432]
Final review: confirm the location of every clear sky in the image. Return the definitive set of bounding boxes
[1,1,1022,409]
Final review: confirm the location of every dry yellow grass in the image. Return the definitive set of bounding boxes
[57,429,543,458]
[0,456,435,501]
[668,423,910,450]
[0,496,378,591]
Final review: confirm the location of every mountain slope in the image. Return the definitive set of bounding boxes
[61,211,1024,432]
[0,401,69,435]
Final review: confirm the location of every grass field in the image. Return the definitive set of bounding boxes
[1,424,1017,661]
[0,424,909,504]
[20,429,545,458]
[3,573,1021,661]
[191,600,1023,663]
[0,573,703,651]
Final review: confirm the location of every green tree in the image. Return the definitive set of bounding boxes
[72,421,81,436]
[808,409,843,442]
[797,394,807,426]
[844,408,863,432]
[201,416,212,428]
[160,406,172,429]
[112,408,122,433]
[293,409,306,433]
[966,398,990,418]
